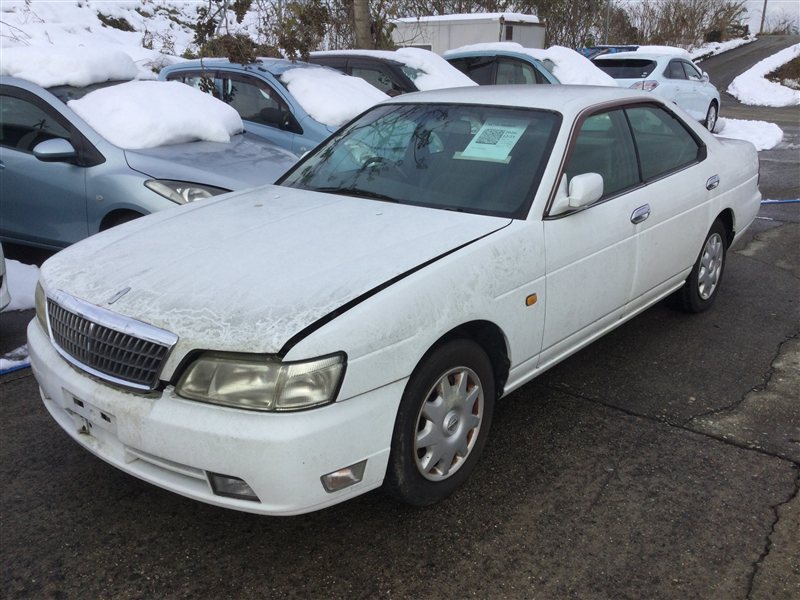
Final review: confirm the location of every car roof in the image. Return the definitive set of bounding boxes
[384,84,657,116]
[309,50,405,66]
[444,48,545,64]
[169,57,324,76]
[596,52,682,62]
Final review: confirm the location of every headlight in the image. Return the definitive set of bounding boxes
[35,282,48,334]
[145,179,229,204]
[176,352,346,412]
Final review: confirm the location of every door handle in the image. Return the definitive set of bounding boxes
[631,204,651,224]
[706,175,720,190]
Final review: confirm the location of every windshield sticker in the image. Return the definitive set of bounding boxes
[455,118,528,164]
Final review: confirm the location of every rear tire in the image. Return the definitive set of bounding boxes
[384,339,495,506]
[704,102,718,132]
[676,220,727,313]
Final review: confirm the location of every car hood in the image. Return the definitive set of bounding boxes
[124,133,298,190]
[41,186,510,355]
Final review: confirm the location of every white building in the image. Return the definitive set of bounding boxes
[391,13,546,54]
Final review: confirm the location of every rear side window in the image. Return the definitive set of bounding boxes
[594,59,657,79]
[496,58,543,85]
[351,66,402,95]
[625,105,701,180]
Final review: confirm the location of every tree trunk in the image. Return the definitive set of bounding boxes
[353,0,372,48]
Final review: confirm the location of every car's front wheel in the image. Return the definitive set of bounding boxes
[676,220,727,312]
[704,102,718,132]
[384,339,495,506]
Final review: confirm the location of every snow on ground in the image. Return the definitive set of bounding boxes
[0,0,192,75]
[728,44,800,107]
[0,45,139,87]
[690,36,756,61]
[0,345,30,375]
[3,260,38,312]
[280,67,388,127]
[69,80,243,148]
[714,118,783,150]
[446,42,616,86]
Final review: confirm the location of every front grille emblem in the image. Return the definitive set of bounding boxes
[107,287,131,305]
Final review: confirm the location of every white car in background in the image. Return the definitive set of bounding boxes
[593,52,721,131]
[29,85,760,516]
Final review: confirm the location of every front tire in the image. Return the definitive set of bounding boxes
[676,220,727,313]
[384,339,495,506]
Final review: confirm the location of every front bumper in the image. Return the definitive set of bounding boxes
[28,320,403,515]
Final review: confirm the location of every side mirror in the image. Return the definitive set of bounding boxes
[32,138,77,162]
[702,72,710,82]
[568,172,603,208]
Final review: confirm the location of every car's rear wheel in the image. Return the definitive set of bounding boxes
[676,220,727,312]
[704,102,718,132]
[384,339,494,506]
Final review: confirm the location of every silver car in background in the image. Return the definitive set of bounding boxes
[0,76,298,250]
[593,52,721,131]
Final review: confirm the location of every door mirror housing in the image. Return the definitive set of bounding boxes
[702,71,710,82]
[32,138,77,162]
[568,172,604,208]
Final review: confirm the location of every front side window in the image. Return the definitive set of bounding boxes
[446,57,495,85]
[280,103,560,218]
[681,61,703,81]
[564,109,639,199]
[0,94,71,152]
[626,105,702,180]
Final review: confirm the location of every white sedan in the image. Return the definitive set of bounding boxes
[29,85,760,515]
[593,52,721,131]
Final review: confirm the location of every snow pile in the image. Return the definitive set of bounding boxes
[0,45,139,87]
[395,47,476,89]
[3,260,38,312]
[0,1,192,76]
[0,345,30,375]
[446,43,617,86]
[690,36,756,61]
[728,44,800,107]
[714,118,783,151]
[69,81,244,149]
[280,68,389,127]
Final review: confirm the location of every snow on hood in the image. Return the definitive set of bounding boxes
[0,45,138,88]
[68,81,244,149]
[41,187,510,355]
[280,67,388,127]
[124,134,298,189]
[447,43,617,86]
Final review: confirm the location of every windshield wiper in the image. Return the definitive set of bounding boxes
[313,187,401,203]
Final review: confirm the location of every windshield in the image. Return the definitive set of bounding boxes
[279,103,560,219]
[593,59,657,79]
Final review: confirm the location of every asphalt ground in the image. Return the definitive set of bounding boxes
[1,38,799,599]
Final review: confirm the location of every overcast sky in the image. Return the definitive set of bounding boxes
[743,0,798,32]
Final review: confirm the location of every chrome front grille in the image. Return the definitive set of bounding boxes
[47,292,178,391]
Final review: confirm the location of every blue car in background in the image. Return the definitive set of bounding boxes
[0,76,298,250]
[444,48,560,86]
[160,59,340,155]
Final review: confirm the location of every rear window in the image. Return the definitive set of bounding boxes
[593,59,657,79]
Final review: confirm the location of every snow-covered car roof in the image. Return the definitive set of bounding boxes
[310,48,476,91]
[445,42,616,86]
[0,45,139,87]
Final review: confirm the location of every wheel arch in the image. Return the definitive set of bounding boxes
[99,209,145,231]
[422,320,510,399]
[715,208,734,246]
